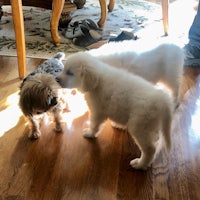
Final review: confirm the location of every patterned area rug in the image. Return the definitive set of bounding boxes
[0,0,196,59]
[0,0,162,59]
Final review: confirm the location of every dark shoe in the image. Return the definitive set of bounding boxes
[183,44,200,67]
[109,31,137,42]
[73,26,108,49]
[65,19,100,39]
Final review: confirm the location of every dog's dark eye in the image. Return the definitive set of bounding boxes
[66,69,74,76]
[50,96,58,106]
[36,111,42,115]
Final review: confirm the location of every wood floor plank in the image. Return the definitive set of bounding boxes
[117,131,153,200]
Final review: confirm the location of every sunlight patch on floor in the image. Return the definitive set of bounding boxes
[0,89,88,137]
[61,89,88,130]
[190,102,200,141]
[189,76,200,141]
[0,92,22,137]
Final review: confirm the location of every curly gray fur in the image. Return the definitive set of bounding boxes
[20,52,65,89]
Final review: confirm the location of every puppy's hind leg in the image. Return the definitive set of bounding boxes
[83,113,106,138]
[130,132,156,170]
[163,76,181,109]
[128,125,157,170]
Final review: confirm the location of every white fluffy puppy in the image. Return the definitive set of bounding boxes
[57,52,173,170]
[89,43,184,105]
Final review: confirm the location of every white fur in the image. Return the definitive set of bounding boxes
[57,52,174,170]
[89,43,184,104]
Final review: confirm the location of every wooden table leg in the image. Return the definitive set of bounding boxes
[10,0,26,79]
[51,0,65,46]
[162,0,169,36]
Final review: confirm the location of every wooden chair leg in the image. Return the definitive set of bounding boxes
[108,0,115,12]
[51,0,65,46]
[162,0,169,36]
[98,0,115,28]
[10,0,26,79]
[98,0,107,28]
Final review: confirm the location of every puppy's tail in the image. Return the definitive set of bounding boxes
[54,52,65,60]
[161,101,173,152]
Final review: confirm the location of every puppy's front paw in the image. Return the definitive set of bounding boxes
[83,128,96,138]
[29,130,41,140]
[130,158,148,170]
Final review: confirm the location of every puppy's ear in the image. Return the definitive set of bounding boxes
[81,65,99,92]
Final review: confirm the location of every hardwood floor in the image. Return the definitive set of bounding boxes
[0,55,200,200]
